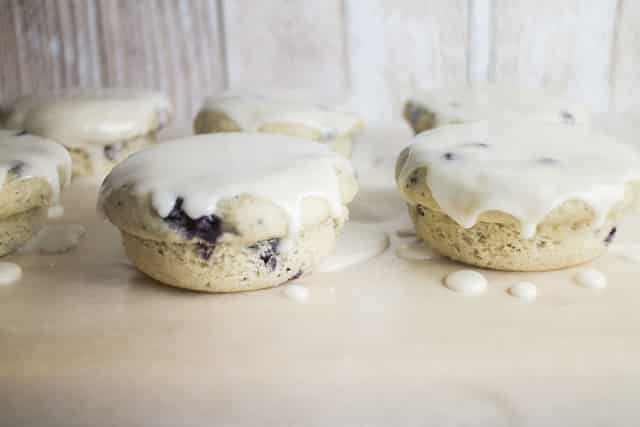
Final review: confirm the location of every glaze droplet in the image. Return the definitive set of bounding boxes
[283,284,310,302]
[444,270,487,295]
[0,262,22,285]
[508,281,537,301]
[574,268,607,290]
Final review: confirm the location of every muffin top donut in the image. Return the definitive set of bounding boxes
[196,92,363,141]
[396,120,640,238]
[0,129,71,211]
[98,133,358,246]
[5,89,172,147]
[405,84,591,129]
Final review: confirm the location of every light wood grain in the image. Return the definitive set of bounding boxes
[344,0,469,123]
[0,0,225,121]
[610,0,640,113]
[493,0,618,111]
[0,1,22,105]
[0,1,634,121]
[96,0,225,121]
[221,0,347,98]
[468,0,492,83]
[0,0,103,106]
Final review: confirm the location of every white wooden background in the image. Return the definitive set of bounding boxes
[0,0,638,124]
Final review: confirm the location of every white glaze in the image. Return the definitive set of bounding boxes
[201,92,361,140]
[574,269,607,290]
[283,284,310,302]
[408,84,591,127]
[20,224,86,254]
[395,240,437,261]
[508,281,537,301]
[397,120,640,238]
[98,133,353,245]
[0,130,71,203]
[0,262,22,285]
[8,89,172,146]
[318,222,389,272]
[444,270,487,295]
[47,205,65,219]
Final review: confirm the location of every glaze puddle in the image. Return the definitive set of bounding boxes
[318,222,389,273]
[20,224,86,254]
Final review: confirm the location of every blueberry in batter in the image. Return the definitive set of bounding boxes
[164,198,223,243]
[604,226,617,245]
[250,238,280,271]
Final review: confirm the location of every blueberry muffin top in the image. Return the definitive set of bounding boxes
[5,89,173,147]
[0,130,71,216]
[199,92,363,141]
[99,133,358,245]
[396,120,640,238]
[405,84,591,128]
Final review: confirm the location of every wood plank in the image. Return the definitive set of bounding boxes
[96,0,226,122]
[0,0,103,107]
[493,0,618,112]
[468,0,492,83]
[0,0,22,108]
[221,0,347,99]
[344,0,469,123]
[610,0,640,113]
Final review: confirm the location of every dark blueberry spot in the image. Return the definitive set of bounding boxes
[14,130,28,137]
[537,157,558,165]
[103,144,119,161]
[560,111,575,125]
[604,226,617,245]
[288,270,303,282]
[460,142,489,148]
[196,242,215,260]
[163,198,223,243]
[416,205,425,217]
[8,160,25,176]
[442,152,457,161]
[249,238,280,271]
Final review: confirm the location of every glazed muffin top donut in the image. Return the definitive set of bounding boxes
[405,84,591,130]
[98,133,358,246]
[0,130,71,215]
[5,89,173,146]
[396,119,640,238]
[196,92,363,140]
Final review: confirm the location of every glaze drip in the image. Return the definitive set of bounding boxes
[0,130,71,203]
[98,133,353,247]
[201,92,361,138]
[397,120,640,238]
